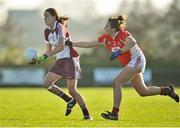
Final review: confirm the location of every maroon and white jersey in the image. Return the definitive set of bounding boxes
[44,21,79,59]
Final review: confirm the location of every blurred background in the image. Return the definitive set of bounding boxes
[0,0,180,87]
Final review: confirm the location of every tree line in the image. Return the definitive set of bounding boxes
[80,0,180,68]
[0,0,179,68]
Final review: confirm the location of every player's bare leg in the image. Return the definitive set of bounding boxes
[101,66,138,120]
[131,73,161,96]
[131,73,179,102]
[44,72,74,106]
[67,79,92,120]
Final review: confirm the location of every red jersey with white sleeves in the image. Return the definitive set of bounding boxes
[98,30,144,66]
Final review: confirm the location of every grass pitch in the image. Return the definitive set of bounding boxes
[0,87,180,127]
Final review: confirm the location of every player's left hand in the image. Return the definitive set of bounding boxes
[37,54,48,63]
[110,50,122,61]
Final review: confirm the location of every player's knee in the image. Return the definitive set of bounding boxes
[138,91,148,97]
[112,79,122,88]
[112,80,117,87]
[139,93,146,97]
[68,88,77,96]
[43,80,53,90]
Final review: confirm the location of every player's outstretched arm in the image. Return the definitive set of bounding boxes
[66,40,100,48]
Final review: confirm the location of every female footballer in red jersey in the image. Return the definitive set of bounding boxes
[65,15,179,120]
[35,8,92,120]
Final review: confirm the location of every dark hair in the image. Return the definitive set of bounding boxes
[108,15,127,31]
[45,8,70,25]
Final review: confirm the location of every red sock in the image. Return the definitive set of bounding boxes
[160,87,170,95]
[112,106,119,115]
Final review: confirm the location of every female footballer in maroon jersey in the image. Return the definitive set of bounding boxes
[66,15,179,120]
[35,8,92,120]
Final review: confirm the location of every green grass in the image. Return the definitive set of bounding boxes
[0,87,180,127]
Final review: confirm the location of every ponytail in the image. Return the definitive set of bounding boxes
[58,16,70,24]
[118,15,127,30]
[57,16,70,27]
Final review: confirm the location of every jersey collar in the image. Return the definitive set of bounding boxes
[112,31,119,40]
[47,21,58,32]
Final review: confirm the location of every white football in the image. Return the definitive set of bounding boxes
[24,48,38,62]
